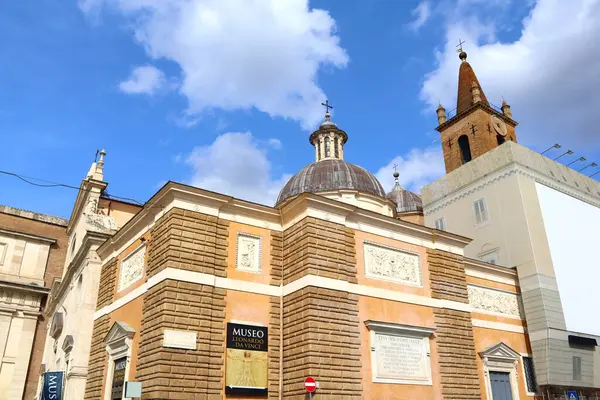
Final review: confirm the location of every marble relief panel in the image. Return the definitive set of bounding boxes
[363,242,422,286]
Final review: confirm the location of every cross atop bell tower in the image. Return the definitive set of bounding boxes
[435,48,519,174]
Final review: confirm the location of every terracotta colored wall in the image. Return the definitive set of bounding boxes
[358,297,442,400]
[473,327,533,400]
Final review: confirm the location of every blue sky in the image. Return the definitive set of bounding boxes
[1,0,599,218]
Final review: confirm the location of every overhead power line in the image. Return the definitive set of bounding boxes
[0,169,144,205]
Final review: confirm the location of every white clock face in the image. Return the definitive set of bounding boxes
[492,115,508,136]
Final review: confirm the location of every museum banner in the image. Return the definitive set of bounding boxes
[225,322,268,396]
[41,371,64,400]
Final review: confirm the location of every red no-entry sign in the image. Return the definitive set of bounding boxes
[305,376,317,393]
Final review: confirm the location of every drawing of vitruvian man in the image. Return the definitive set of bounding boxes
[226,349,268,388]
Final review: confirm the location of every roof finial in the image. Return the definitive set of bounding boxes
[393,164,400,182]
[321,100,333,122]
[457,38,467,61]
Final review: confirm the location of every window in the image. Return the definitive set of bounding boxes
[434,217,446,231]
[0,243,6,266]
[458,135,472,164]
[324,137,331,157]
[523,356,537,393]
[70,235,77,259]
[497,134,506,145]
[334,136,339,158]
[473,198,489,224]
[479,249,499,265]
[573,356,582,381]
[316,141,321,161]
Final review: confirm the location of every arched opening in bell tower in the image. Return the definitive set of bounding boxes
[458,135,472,164]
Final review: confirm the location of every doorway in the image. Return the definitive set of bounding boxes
[490,371,513,400]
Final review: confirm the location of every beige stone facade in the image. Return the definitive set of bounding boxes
[0,205,68,400]
[85,182,536,399]
[38,153,140,400]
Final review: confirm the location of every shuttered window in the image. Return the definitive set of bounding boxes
[435,217,446,231]
[473,198,489,224]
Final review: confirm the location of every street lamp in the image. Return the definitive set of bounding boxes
[578,162,597,173]
[553,150,574,161]
[567,157,586,167]
[541,143,561,155]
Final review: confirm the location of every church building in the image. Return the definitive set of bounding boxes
[82,101,535,399]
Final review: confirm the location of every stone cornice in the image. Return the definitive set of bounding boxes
[0,227,57,244]
[44,230,109,319]
[425,163,600,216]
[97,181,282,260]
[464,257,518,278]
[0,205,68,226]
[0,279,50,295]
[98,181,471,265]
[436,102,518,132]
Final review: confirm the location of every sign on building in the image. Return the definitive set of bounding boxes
[568,391,579,400]
[225,322,268,396]
[41,371,64,400]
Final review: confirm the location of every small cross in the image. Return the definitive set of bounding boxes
[321,100,333,113]
[469,123,477,136]
[393,163,398,172]
[456,38,466,53]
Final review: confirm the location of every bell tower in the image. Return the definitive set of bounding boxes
[436,49,518,174]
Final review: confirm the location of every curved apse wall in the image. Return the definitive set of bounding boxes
[536,182,600,336]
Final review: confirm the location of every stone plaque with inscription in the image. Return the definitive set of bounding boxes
[374,333,429,382]
[163,329,197,350]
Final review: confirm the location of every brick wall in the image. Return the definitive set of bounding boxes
[135,280,226,399]
[84,315,111,399]
[427,249,470,303]
[427,249,481,399]
[282,217,357,285]
[147,208,229,278]
[282,287,362,399]
[268,229,283,399]
[96,257,117,310]
[440,107,517,174]
[0,211,68,399]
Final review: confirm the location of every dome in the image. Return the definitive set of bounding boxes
[276,159,386,205]
[387,183,423,213]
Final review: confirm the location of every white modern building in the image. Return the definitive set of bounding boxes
[422,51,600,398]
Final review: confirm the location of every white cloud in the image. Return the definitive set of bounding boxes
[421,0,600,150]
[119,65,166,95]
[267,138,282,150]
[184,132,291,206]
[375,147,446,194]
[83,0,349,129]
[409,1,431,31]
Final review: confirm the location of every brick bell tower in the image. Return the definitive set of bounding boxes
[436,49,518,174]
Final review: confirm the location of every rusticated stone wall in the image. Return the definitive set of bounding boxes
[282,217,357,285]
[268,229,283,399]
[427,249,470,303]
[83,315,111,399]
[96,257,117,310]
[146,208,229,278]
[428,249,481,399]
[282,287,362,399]
[135,279,226,398]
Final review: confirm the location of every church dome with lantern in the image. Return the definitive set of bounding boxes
[275,104,394,217]
[386,169,423,213]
